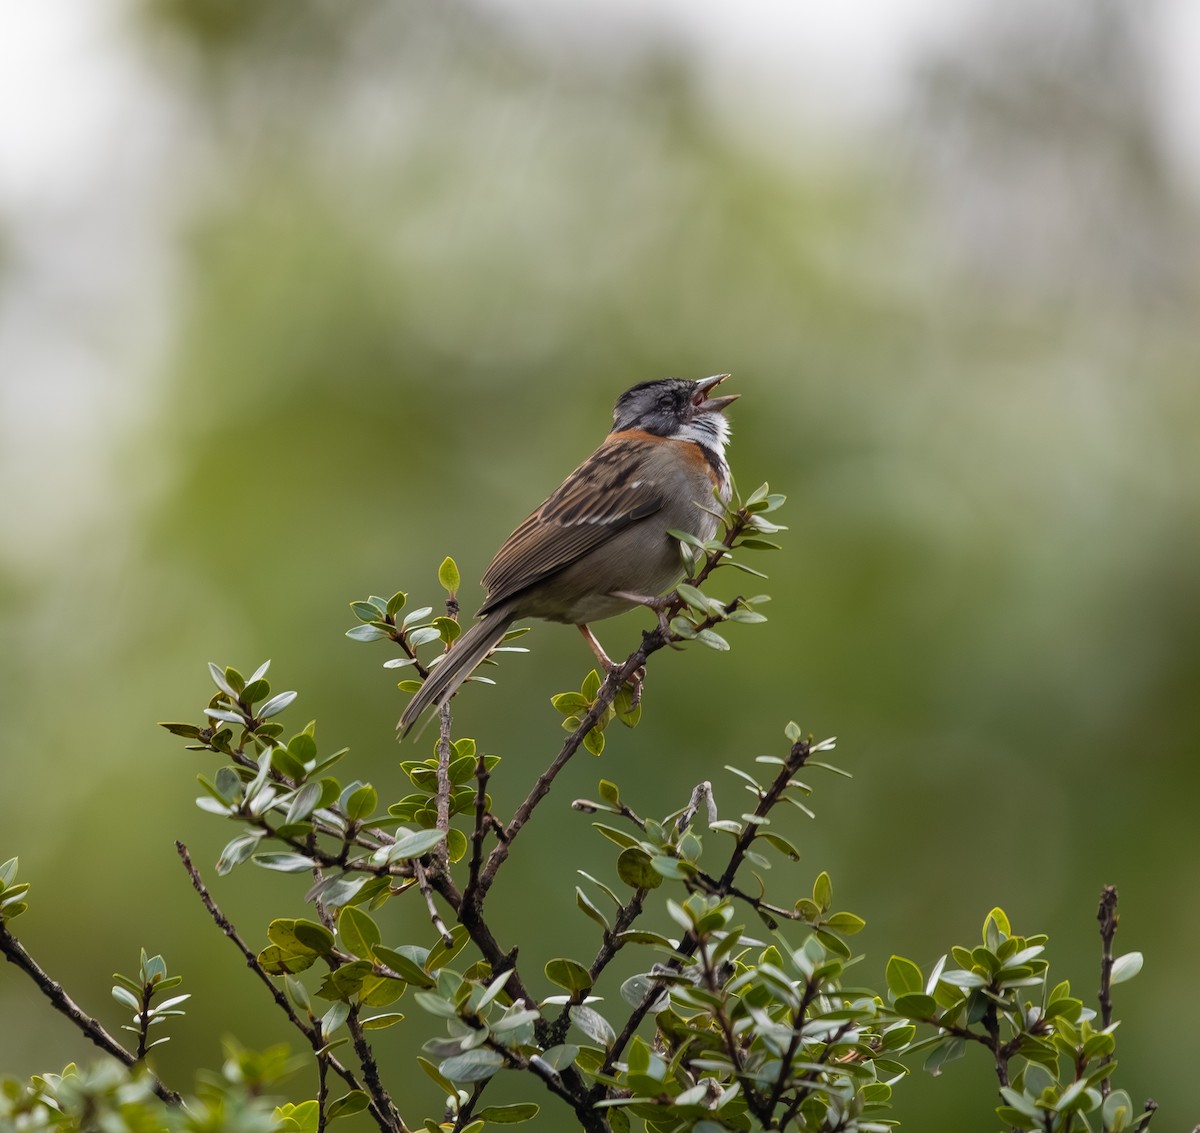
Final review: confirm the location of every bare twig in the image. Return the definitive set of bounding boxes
[413,859,454,948]
[348,1006,409,1132]
[485,1039,608,1133]
[464,752,493,911]
[1097,884,1119,1097]
[316,1053,329,1133]
[173,844,379,1122]
[0,923,180,1105]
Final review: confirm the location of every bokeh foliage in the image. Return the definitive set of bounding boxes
[1,0,1198,1128]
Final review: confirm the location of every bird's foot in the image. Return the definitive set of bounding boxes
[579,622,645,708]
[620,663,646,711]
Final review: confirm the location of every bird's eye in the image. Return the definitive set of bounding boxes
[657,394,674,410]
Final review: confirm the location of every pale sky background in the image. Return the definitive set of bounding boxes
[1,0,1198,570]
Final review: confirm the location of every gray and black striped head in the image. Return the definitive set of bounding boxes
[610,375,737,449]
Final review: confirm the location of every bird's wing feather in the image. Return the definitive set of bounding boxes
[479,436,665,613]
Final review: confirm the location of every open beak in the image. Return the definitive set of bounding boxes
[693,373,738,412]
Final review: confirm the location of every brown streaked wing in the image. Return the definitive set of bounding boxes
[478,437,665,614]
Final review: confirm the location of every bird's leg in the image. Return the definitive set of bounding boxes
[577,623,615,670]
[577,623,645,706]
[610,591,674,635]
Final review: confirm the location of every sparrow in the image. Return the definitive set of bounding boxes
[397,374,738,737]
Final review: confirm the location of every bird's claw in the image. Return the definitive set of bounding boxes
[619,664,646,711]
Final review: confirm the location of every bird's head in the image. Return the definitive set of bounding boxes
[610,374,737,451]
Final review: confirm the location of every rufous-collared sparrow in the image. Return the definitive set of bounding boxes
[397,374,738,737]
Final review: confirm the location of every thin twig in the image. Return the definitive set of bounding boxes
[0,923,180,1105]
[1134,1100,1158,1132]
[1097,884,1119,1098]
[464,752,493,911]
[173,844,375,1118]
[485,1039,609,1133]
[316,1053,329,1133]
[348,1006,409,1132]
[413,859,454,947]
[435,705,454,861]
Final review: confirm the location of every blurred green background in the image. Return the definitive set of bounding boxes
[2,0,1198,1127]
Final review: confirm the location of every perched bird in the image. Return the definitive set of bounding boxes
[397,374,738,737]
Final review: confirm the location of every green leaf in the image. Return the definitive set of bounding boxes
[581,669,602,700]
[813,870,833,913]
[253,853,314,873]
[591,823,639,849]
[570,1004,616,1047]
[160,722,203,739]
[386,591,407,618]
[426,924,470,971]
[438,557,461,593]
[350,601,379,623]
[827,911,866,934]
[207,662,238,697]
[327,1091,370,1122]
[276,1101,320,1133]
[432,616,461,644]
[286,781,324,825]
[474,1103,540,1124]
[406,626,442,648]
[758,831,800,860]
[551,692,590,715]
[446,827,468,863]
[346,624,390,642]
[1102,1089,1134,1133]
[344,783,378,822]
[1109,951,1143,985]
[613,686,641,727]
[675,583,710,612]
[984,907,1011,948]
[293,920,336,954]
[338,906,381,959]
[695,629,730,651]
[925,1036,967,1077]
[545,958,593,995]
[538,1045,578,1071]
[576,887,610,931]
[386,828,446,862]
[258,690,298,718]
[598,779,620,806]
[416,1056,455,1095]
[893,992,938,1018]
[724,559,769,578]
[374,946,435,988]
[583,728,605,756]
[439,1050,503,1083]
[886,955,924,998]
[616,848,662,890]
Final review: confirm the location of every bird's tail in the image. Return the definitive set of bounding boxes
[397,611,513,738]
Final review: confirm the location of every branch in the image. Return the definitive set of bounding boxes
[463,751,497,912]
[348,1006,409,1133]
[597,739,813,1087]
[413,859,454,948]
[0,922,180,1105]
[486,1040,609,1133]
[1097,884,1119,1097]
[173,843,384,1125]
[475,503,757,904]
